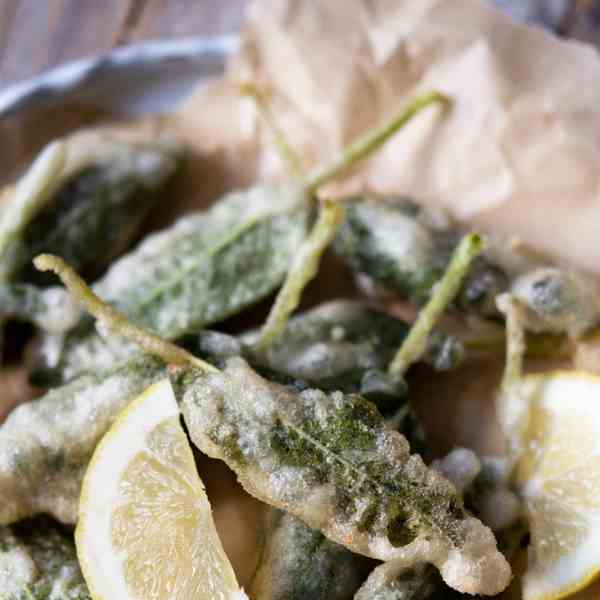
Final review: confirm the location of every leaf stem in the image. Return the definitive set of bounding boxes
[498,294,526,392]
[256,199,346,351]
[33,254,219,374]
[464,329,565,359]
[388,234,484,377]
[240,83,306,180]
[306,91,449,192]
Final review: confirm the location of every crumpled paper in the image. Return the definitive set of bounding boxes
[188,0,600,278]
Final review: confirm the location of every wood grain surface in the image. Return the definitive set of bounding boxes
[0,0,248,87]
[1,1,600,88]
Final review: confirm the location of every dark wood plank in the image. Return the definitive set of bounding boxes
[0,0,247,88]
[0,0,128,86]
[127,0,247,40]
[0,1,19,80]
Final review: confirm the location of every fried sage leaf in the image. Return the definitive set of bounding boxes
[180,357,511,596]
[354,562,447,600]
[334,199,448,305]
[191,300,458,426]
[0,355,164,525]
[335,197,600,338]
[355,450,524,600]
[242,300,461,394]
[0,516,90,600]
[0,283,80,334]
[241,300,410,394]
[334,198,506,313]
[510,267,600,337]
[251,509,371,600]
[0,132,184,285]
[35,184,308,382]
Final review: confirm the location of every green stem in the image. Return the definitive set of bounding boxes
[388,234,484,377]
[498,294,526,393]
[464,330,566,360]
[240,83,306,180]
[33,254,218,374]
[306,91,449,192]
[256,199,346,351]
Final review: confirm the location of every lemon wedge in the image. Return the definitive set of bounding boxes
[505,371,600,600]
[75,379,247,600]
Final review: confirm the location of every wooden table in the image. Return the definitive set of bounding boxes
[1,0,600,89]
[0,0,248,87]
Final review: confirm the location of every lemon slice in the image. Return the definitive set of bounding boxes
[76,379,247,600]
[507,371,600,600]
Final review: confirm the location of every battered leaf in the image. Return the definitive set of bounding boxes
[0,516,90,600]
[194,299,458,422]
[34,184,308,382]
[354,563,446,600]
[510,267,600,337]
[355,450,524,600]
[335,197,600,338]
[0,132,184,285]
[180,357,511,596]
[334,199,447,305]
[0,283,79,333]
[0,354,165,525]
[240,300,411,398]
[251,510,372,600]
[334,198,506,314]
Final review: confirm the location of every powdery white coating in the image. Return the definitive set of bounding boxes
[95,183,305,305]
[354,560,439,600]
[0,132,183,287]
[36,287,82,332]
[0,526,36,596]
[472,457,523,533]
[511,267,600,336]
[337,198,600,337]
[0,355,163,525]
[0,283,81,334]
[181,357,510,595]
[439,517,511,595]
[361,205,434,270]
[354,202,436,275]
[241,300,409,384]
[432,447,481,494]
[0,517,90,599]
[333,200,445,306]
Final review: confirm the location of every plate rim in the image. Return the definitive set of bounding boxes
[0,35,239,117]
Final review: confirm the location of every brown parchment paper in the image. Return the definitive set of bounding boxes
[197,0,600,280]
